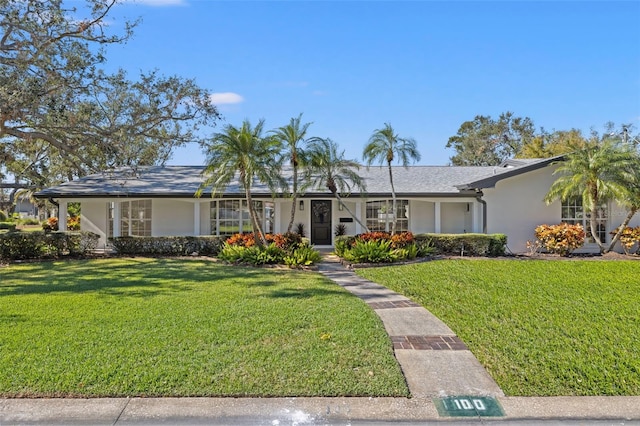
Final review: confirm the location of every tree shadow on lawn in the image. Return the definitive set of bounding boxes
[0,258,264,297]
[262,286,353,299]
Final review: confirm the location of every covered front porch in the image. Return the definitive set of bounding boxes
[60,196,486,249]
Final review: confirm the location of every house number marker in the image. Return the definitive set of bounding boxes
[434,396,505,417]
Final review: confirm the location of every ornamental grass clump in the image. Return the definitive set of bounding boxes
[534,223,585,256]
[219,232,320,267]
[339,232,418,264]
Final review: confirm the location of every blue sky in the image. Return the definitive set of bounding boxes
[104,0,640,166]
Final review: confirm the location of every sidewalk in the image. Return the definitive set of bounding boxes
[2,254,640,425]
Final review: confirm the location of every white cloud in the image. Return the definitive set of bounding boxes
[209,92,244,105]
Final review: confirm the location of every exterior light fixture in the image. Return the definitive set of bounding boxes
[299,200,304,211]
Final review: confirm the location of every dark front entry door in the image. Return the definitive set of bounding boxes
[311,200,332,245]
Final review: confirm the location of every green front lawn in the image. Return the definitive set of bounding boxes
[0,258,408,397]
[357,259,640,396]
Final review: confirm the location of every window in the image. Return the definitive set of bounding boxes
[107,200,152,237]
[366,200,409,232]
[210,200,273,237]
[107,202,114,239]
[561,198,607,243]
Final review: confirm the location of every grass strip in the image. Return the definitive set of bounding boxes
[358,259,640,396]
[0,258,408,397]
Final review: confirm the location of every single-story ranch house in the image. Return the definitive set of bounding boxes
[35,156,639,253]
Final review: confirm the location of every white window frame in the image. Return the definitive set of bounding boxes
[365,200,409,233]
[210,199,273,237]
[561,198,607,243]
[108,200,152,237]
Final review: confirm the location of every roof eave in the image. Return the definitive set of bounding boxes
[456,155,565,191]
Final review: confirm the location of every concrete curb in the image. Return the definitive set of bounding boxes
[2,396,640,424]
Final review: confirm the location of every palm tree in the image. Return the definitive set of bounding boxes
[606,155,640,252]
[544,138,638,252]
[307,137,369,232]
[197,119,283,246]
[363,123,420,234]
[270,114,315,233]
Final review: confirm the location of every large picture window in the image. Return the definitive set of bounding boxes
[210,200,273,237]
[366,200,409,233]
[107,200,152,237]
[561,198,607,243]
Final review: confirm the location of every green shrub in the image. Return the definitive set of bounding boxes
[0,222,17,231]
[488,234,508,256]
[218,243,285,265]
[0,211,8,221]
[284,245,323,267]
[218,243,249,263]
[20,217,41,226]
[333,235,354,257]
[111,236,224,256]
[219,238,322,267]
[343,239,395,263]
[419,233,507,256]
[0,231,99,261]
[336,232,424,264]
[414,235,437,257]
[392,243,418,261]
[254,243,285,265]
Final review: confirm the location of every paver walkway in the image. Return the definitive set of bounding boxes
[317,253,504,398]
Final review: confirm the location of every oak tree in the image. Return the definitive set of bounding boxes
[446,112,536,166]
[0,0,219,188]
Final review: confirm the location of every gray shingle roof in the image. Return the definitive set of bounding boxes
[35,160,553,199]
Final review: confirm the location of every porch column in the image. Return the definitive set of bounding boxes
[355,201,362,234]
[434,201,441,233]
[274,200,282,234]
[58,200,68,231]
[113,201,121,237]
[473,201,482,233]
[193,201,201,236]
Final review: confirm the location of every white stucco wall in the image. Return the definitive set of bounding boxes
[277,200,311,234]
[200,201,211,235]
[441,202,470,234]
[482,165,560,253]
[334,199,358,237]
[409,200,435,233]
[79,199,108,248]
[153,199,195,236]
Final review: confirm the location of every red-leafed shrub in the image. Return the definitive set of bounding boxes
[226,232,303,251]
[390,232,414,249]
[67,216,81,231]
[534,223,585,256]
[226,233,255,247]
[354,232,390,244]
[42,217,59,232]
[611,226,640,254]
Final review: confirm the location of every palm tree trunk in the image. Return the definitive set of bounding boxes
[246,189,267,246]
[287,197,297,234]
[605,207,638,253]
[335,193,370,233]
[387,162,397,235]
[241,168,266,246]
[588,193,605,252]
[287,165,298,233]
